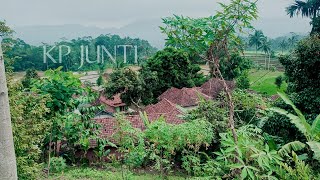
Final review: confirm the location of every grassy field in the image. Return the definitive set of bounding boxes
[248,69,287,95]
[47,167,186,180]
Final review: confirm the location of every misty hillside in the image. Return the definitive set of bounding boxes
[14,19,166,49]
[14,17,310,49]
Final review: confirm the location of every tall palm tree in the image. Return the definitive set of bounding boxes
[288,33,299,50]
[249,30,265,55]
[258,37,272,70]
[279,39,288,54]
[286,0,320,33]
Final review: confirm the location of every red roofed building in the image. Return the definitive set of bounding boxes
[92,110,184,146]
[200,78,235,98]
[158,87,211,108]
[98,94,127,114]
[144,98,181,114]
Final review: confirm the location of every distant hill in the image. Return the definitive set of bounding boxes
[14,19,166,49]
[13,17,310,50]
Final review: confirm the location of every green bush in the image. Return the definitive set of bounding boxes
[274,75,283,89]
[49,157,67,173]
[21,68,39,88]
[279,35,320,115]
[220,53,252,80]
[236,71,250,89]
[9,82,51,179]
[140,47,206,102]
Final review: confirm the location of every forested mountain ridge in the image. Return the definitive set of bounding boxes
[4,34,157,71]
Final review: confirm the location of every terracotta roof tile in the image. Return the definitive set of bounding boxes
[144,98,182,114]
[92,110,184,146]
[99,94,126,107]
[200,78,235,98]
[158,87,211,107]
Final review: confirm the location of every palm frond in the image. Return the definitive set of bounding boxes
[275,92,312,138]
[306,141,320,161]
[311,114,320,139]
[270,107,312,140]
[278,141,306,157]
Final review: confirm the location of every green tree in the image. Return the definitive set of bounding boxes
[286,0,320,34]
[288,33,299,50]
[31,67,82,114]
[9,83,51,179]
[258,37,272,70]
[105,68,146,107]
[270,92,320,162]
[279,39,288,53]
[249,30,265,54]
[140,47,205,101]
[161,0,258,155]
[21,68,39,88]
[279,35,320,115]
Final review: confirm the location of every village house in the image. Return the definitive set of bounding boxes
[92,78,235,143]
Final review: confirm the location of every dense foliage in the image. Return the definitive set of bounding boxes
[105,68,145,106]
[112,114,213,176]
[9,82,51,179]
[279,35,320,115]
[4,35,157,71]
[2,0,320,179]
[140,47,206,100]
[105,48,206,105]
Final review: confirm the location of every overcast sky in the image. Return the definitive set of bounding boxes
[0,0,312,37]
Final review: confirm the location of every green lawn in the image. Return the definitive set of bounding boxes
[248,69,287,95]
[47,167,187,180]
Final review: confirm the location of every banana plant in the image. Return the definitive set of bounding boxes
[270,92,320,161]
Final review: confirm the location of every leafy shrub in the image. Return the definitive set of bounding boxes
[31,67,82,114]
[183,98,228,140]
[112,114,146,168]
[112,114,214,175]
[9,82,51,179]
[220,53,252,80]
[211,125,316,179]
[270,92,320,163]
[49,157,67,173]
[279,35,320,115]
[236,70,250,89]
[274,75,283,89]
[21,68,39,88]
[232,89,267,126]
[96,75,104,86]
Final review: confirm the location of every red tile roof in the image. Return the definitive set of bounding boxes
[158,87,211,107]
[200,78,235,98]
[91,78,235,147]
[144,98,182,114]
[99,94,126,107]
[92,110,184,146]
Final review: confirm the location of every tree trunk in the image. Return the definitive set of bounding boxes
[268,54,271,70]
[0,41,18,179]
[264,54,267,70]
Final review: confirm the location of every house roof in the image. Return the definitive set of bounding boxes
[92,110,184,146]
[144,98,182,114]
[158,87,211,107]
[99,94,126,107]
[200,78,235,98]
[91,78,235,147]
